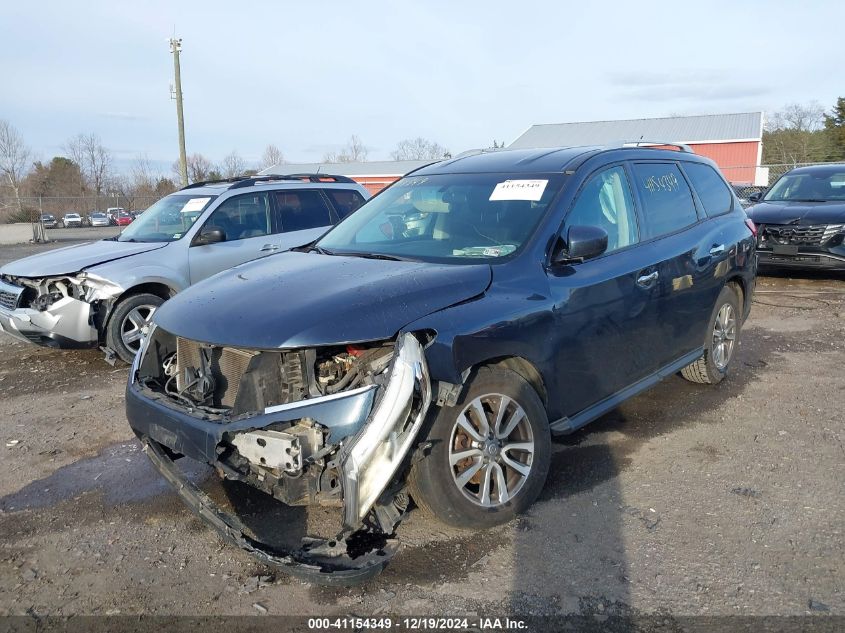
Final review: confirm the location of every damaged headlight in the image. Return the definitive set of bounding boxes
[339,332,431,529]
[75,272,124,302]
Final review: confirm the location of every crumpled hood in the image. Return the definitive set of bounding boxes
[0,240,169,278]
[746,201,845,225]
[153,251,492,349]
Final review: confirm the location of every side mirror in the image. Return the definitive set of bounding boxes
[747,191,763,203]
[553,225,608,264]
[193,228,225,246]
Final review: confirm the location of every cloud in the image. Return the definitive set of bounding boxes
[607,70,771,102]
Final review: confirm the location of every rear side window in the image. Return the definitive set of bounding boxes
[632,163,699,239]
[273,190,334,232]
[684,163,732,217]
[325,189,366,219]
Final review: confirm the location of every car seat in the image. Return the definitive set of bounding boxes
[237,202,268,238]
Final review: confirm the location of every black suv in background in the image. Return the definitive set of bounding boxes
[126,144,756,583]
[746,164,845,270]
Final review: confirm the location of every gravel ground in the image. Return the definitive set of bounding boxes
[0,239,843,620]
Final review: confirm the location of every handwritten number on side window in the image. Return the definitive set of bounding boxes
[644,173,679,194]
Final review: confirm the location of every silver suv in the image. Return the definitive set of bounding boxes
[0,175,369,362]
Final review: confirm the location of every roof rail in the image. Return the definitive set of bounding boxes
[181,173,356,191]
[181,175,253,190]
[449,147,507,160]
[618,140,693,153]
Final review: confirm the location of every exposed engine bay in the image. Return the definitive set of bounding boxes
[129,327,432,583]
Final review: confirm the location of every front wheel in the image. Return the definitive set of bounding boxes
[409,367,551,529]
[680,284,741,385]
[105,293,164,364]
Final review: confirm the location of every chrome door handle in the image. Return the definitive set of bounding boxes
[636,271,659,286]
[260,244,280,252]
[709,244,725,256]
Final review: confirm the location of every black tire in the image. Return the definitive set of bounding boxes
[409,367,551,529]
[680,284,741,385]
[105,293,165,364]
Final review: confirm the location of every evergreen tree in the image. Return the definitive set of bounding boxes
[823,97,845,160]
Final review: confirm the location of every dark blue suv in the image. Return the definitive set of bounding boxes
[126,145,756,583]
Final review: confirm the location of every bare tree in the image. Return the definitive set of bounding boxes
[391,137,449,161]
[65,133,112,196]
[323,135,368,163]
[221,150,246,178]
[130,155,156,193]
[763,101,831,165]
[0,120,31,214]
[768,102,825,132]
[174,153,214,183]
[261,144,285,169]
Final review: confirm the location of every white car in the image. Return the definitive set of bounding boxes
[89,212,110,227]
[62,213,83,228]
[106,207,125,225]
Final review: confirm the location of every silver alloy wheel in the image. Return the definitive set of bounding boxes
[121,305,157,353]
[449,393,534,508]
[711,303,736,370]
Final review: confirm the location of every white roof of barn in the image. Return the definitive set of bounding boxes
[259,159,434,177]
[510,112,764,149]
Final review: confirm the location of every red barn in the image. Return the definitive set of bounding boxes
[509,112,765,185]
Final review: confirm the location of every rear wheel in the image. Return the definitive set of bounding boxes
[409,367,550,529]
[680,284,741,385]
[105,293,164,364]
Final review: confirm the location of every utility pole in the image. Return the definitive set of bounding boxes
[169,37,188,187]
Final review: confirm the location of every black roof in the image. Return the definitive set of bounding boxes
[414,145,711,176]
[785,163,845,175]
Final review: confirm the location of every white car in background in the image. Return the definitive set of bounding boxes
[62,213,83,228]
[106,207,125,225]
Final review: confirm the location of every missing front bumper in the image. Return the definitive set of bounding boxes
[143,438,398,586]
[128,332,433,582]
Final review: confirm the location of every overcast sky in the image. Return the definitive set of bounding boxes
[1,0,843,174]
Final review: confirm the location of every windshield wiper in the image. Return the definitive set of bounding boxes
[333,251,407,262]
[790,198,828,203]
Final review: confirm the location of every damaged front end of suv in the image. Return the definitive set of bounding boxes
[126,326,431,584]
[0,271,123,348]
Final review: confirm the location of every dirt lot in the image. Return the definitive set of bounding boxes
[0,239,843,619]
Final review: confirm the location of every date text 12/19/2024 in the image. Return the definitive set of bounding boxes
[307,617,528,630]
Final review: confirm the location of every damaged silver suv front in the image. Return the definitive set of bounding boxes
[0,272,123,348]
[127,328,431,584]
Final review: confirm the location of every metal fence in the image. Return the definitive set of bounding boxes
[0,195,161,225]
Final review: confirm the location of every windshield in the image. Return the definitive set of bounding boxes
[764,170,845,202]
[317,173,565,263]
[117,194,216,242]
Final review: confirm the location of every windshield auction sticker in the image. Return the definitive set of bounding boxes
[181,197,211,212]
[489,179,548,202]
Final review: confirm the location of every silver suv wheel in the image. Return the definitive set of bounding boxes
[449,393,535,508]
[711,303,736,370]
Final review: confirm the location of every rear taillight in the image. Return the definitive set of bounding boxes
[744,218,757,237]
